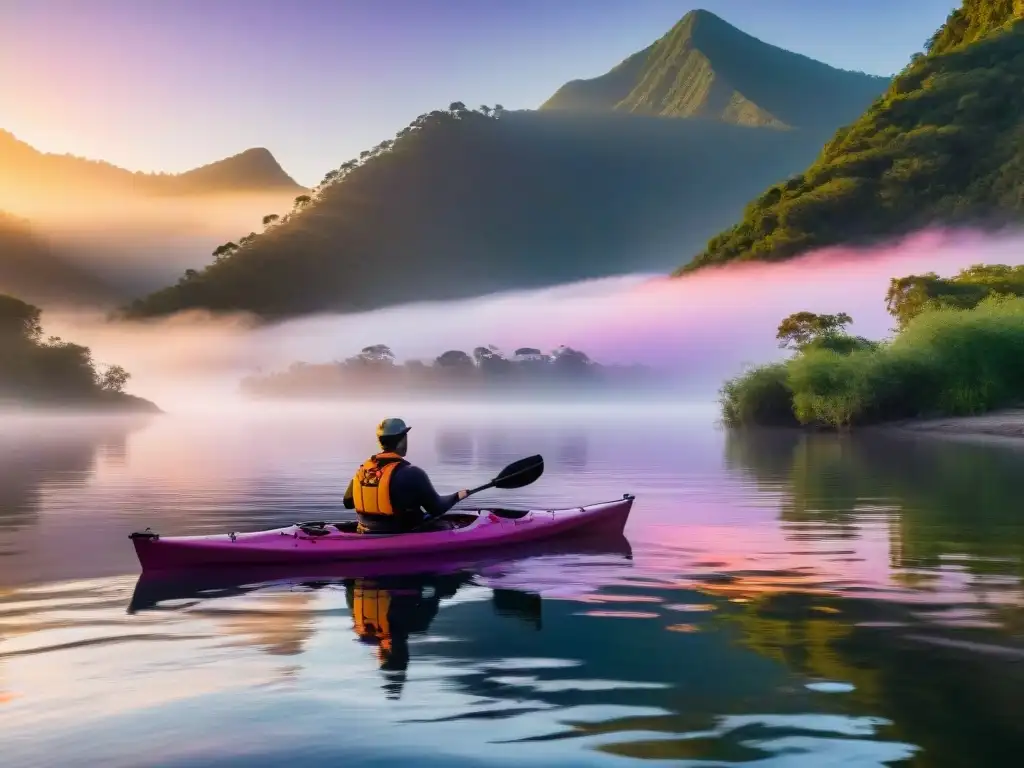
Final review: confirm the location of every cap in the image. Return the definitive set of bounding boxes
[376,417,411,438]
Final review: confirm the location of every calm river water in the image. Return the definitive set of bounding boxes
[2,403,1023,767]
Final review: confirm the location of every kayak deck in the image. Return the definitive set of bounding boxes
[131,495,634,571]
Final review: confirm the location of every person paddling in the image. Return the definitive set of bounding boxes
[343,418,469,534]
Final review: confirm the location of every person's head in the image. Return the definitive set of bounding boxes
[376,417,411,456]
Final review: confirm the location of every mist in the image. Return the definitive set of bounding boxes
[37,227,1024,412]
[0,189,299,300]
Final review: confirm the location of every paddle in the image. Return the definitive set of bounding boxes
[388,454,546,530]
[466,454,544,498]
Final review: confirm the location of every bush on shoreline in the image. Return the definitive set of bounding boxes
[721,265,1024,429]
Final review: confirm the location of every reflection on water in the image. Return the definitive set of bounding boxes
[0,415,145,530]
[1,408,1024,766]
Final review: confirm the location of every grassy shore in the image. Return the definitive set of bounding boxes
[720,273,1024,431]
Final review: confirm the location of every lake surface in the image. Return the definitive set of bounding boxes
[3,403,1024,767]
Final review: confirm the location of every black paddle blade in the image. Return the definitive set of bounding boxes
[492,454,544,489]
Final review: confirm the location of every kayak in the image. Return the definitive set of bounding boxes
[130,494,634,571]
[127,526,634,612]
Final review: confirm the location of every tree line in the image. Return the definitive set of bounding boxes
[241,343,657,399]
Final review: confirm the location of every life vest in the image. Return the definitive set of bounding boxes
[351,452,408,516]
[352,583,393,657]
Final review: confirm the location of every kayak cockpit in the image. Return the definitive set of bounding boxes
[295,511,492,537]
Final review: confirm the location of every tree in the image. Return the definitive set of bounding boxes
[357,344,395,364]
[0,294,43,343]
[99,364,131,393]
[37,339,98,395]
[435,349,473,368]
[293,194,312,209]
[262,214,280,227]
[473,345,509,374]
[212,242,238,262]
[0,293,144,406]
[886,264,1024,330]
[552,345,592,374]
[776,311,853,351]
[448,101,467,115]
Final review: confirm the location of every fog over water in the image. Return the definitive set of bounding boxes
[37,227,1024,411]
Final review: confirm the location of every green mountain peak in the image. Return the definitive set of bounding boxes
[541,10,887,130]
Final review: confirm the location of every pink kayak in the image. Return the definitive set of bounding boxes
[130,494,634,571]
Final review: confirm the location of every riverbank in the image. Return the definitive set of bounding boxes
[880,409,1024,443]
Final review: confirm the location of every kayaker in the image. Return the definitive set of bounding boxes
[343,417,469,533]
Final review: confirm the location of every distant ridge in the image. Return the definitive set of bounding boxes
[0,130,303,197]
[541,9,888,130]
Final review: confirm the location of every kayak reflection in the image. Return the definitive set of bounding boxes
[126,529,627,698]
[346,573,541,699]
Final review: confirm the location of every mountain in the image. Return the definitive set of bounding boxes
[0,212,115,307]
[121,104,831,321]
[678,1,1024,273]
[155,148,303,196]
[0,132,305,309]
[0,130,303,200]
[541,10,888,131]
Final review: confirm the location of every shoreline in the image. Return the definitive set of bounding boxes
[875,408,1024,445]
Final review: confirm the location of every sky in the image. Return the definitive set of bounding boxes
[1,0,956,187]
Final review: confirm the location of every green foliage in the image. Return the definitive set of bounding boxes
[541,10,885,130]
[719,363,797,428]
[121,104,831,320]
[722,284,1024,430]
[680,1,1024,273]
[776,311,853,350]
[885,262,1024,329]
[0,293,152,409]
[787,348,875,429]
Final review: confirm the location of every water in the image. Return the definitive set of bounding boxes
[3,404,1024,766]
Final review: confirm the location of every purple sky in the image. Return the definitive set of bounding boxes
[2,0,956,186]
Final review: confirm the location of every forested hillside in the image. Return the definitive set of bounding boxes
[680,0,1024,273]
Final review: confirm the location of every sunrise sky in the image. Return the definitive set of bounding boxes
[3,0,955,187]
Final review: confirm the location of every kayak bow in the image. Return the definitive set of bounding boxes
[130,494,634,571]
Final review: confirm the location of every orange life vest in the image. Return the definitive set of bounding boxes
[351,452,407,516]
[352,583,393,656]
